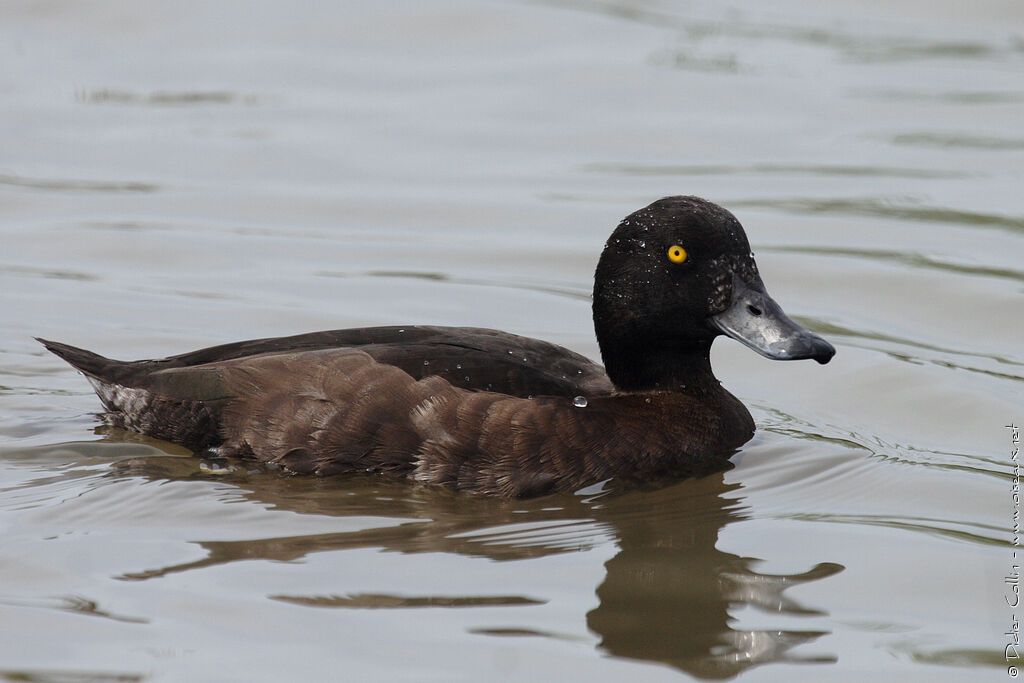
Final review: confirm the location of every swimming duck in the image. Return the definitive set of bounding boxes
[39,196,834,497]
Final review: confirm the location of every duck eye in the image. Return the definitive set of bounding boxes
[667,245,688,264]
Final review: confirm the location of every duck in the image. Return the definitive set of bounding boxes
[39,196,835,497]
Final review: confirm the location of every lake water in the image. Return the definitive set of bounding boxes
[1,0,1021,680]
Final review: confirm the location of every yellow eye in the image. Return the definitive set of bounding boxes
[667,245,688,263]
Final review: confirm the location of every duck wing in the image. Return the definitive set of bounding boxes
[36,327,613,454]
[77,326,612,397]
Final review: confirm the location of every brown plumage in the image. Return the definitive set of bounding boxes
[39,196,835,496]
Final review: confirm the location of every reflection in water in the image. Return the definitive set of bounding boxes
[584,482,840,677]
[0,594,147,625]
[273,594,545,609]
[109,449,843,679]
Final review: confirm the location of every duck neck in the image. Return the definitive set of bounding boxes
[599,338,721,395]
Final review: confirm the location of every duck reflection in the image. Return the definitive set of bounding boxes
[107,441,841,679]
[586,481,841,676]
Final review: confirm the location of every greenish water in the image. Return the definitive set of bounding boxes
[1,0,1020,680]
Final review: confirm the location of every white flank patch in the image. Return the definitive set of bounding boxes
[87,377,152,426]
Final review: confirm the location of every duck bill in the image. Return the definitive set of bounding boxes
[711,274,835,364]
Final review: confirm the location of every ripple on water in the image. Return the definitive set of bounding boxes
[316,268,592,302]
[77,89,262,106]
[736,421,1006,549]
[730,196,1024,234]
[762,244,1024,285]
[0,173,158,193]
[583,161,969,180]
[892,132,1024,150]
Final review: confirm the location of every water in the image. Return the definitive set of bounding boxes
[1,0,1020,680]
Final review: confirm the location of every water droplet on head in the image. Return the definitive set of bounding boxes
[423,360,429,366]
[573,396,588,408]
[398,329,404,333]
[455,363,462,369]
[638,240,645,248]
[645,397,651,403]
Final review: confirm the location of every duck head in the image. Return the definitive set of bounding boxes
[593,196,835,392]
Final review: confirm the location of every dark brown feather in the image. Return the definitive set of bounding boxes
[203,350,752,496]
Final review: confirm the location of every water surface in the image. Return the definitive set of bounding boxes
[1,0,1020,680]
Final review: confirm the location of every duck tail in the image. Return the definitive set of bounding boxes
[36,338,120,380]
[37,337,224,450]
[37,338,139,418]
